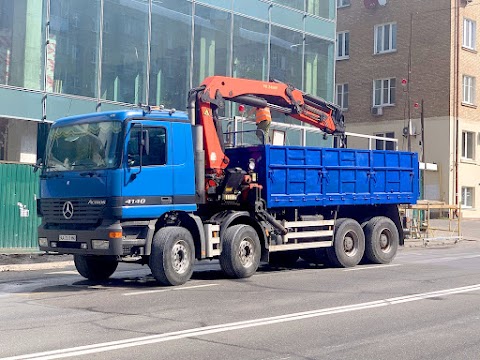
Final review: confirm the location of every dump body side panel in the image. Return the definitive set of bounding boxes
[226,145,419,209]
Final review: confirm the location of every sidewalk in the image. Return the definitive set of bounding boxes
[0,253,73,272]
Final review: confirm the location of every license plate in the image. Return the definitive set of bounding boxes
[59,234,76,242]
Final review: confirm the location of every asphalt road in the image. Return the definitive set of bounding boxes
[1,243,480,360]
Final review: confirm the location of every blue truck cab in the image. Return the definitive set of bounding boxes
[38,109,197,258]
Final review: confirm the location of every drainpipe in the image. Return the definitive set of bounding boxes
[454,0,460,209]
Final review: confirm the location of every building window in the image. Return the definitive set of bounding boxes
[374,23,397,54]
[462,131,475,160]
[336,83,349,110]
[375,132,395,150]
[373,78,396,107]
[336,31,350,60]
[337,0,350,8]
[463,18,476,50]
[463,75,476,105]
[461,187,474,209]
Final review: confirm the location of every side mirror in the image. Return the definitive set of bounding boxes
[33,158,43,173]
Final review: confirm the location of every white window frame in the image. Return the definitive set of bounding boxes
[375,132,395,151]
[463,75,476,105]
[463,18,477,50]
[337,0,350,8]
[373,78,396,107]
[374,23,397,54]
[336,83,349,110]
[461,130,475,160]
[336,31,350,60]
[461,186,474,209]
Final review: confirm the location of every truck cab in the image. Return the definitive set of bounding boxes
[38,109,196,260]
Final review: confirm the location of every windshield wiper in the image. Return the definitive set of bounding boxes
[79,171,100,177]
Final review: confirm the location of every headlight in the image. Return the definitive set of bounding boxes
[92,240,109,250]
[38,238,48,247]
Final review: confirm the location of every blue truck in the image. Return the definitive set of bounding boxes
[37,76,419,286]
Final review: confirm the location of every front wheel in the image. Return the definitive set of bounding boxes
[74,255,118,281]
[149,227,195,286]
[220,224,261,279]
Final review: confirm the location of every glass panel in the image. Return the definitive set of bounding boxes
[101,0,149,104]
[48,0,100,97]
[46,95,97,122]
[0,0,45,89]
[232,15,268,80]
[150,0,191,109]
[374,80,381,106]
[304,35,334,101]
[344,32,349,56]
[392,24,397,49]
[270,26,303,89]
[233,0,269,20]
[193,5,231,86]
[376,26,382,53]
[0,87,43,120]
[305,15,335,40]
[343,84,349,108]
[128,126,166,167]
[271,5,304,32]
[384,25,390,50]
[45,121,123,171]
[307,0,334,19]
[272,0,305,12]
[390,78,396,103]
[196,0,232,11]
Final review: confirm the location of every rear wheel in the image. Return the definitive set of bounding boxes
[363,216,399,264]
[149,227,195,286]
[74,255,118,281]
[327,218,365,267]
[220,224,261,279]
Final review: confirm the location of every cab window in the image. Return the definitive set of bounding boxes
[127,126,166,166]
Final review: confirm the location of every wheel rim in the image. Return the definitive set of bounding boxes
[343,231,358,257]
[238,238,255,268]
[171,240,189,274]
[379,229,392,252]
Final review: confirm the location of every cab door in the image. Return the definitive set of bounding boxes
[122,120,174,219]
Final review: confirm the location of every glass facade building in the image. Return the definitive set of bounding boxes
[0,0,336,163]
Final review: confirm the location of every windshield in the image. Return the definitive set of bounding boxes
[45,121,123,172]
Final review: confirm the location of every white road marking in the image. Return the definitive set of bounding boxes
[412,254,480,264]
[45,271,78,275]
[343,264,401,272]
[5,283,480,360]
[123,283,219,296]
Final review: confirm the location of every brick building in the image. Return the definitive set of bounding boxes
[336,0,480,217]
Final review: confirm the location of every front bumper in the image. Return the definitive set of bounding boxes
[38,220,146,256]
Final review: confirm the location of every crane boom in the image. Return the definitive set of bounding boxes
[188,76,346,200]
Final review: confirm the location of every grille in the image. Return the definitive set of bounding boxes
[41,198,105,224]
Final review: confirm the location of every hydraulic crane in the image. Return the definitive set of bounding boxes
[187,76,346,203]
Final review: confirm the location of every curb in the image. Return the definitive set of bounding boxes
[0,261,74,273]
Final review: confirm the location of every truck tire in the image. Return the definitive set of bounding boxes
[220,224,261,279]
[327,218,365,267]
[74,255,118,281]
[363,216,399,264]
[269,251,299,268]
[149,227,195,286]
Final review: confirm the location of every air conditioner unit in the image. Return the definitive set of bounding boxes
[371,107,383,116]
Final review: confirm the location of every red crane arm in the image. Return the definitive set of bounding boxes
[191,76,345,172]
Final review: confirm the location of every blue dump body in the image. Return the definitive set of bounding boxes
[226,145,419,209]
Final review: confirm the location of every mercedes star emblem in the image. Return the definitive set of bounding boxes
[62,201,74,220]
